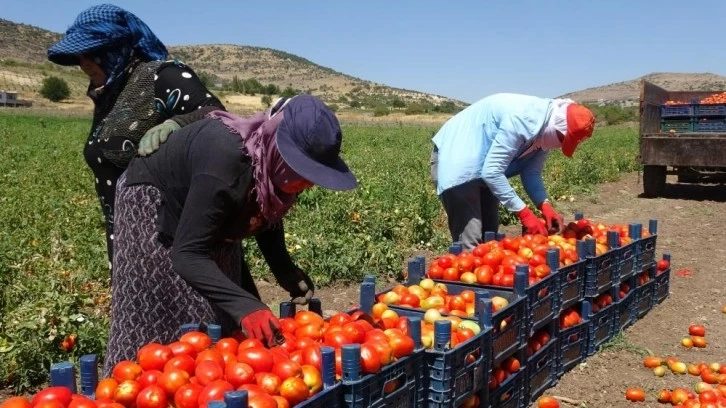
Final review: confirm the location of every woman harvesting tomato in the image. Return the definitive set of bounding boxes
[103,94,357,376]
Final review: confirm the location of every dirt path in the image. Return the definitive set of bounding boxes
[260,170,726,407]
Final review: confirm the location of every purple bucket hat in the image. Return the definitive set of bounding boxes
[276,95,357,191]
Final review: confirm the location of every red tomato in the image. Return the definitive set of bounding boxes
[30,402,64,408]
[95,379,119,401]
[135,385,168,408]
[364,329,390,345]
[137,343,174,372]
[137,370,162,389]
[247,394,277,408]
[293,311,324,326]
[67,398,95,408]
[157,368,190,395]
[272,359,303,380]
[236,384,267,399]
[255,372,282,395]
[168,341,198,358]
[197,380,233,408]
[389,334,414,358]
[194,360,224,386]
[359,342,382,374]
[625,388,646,402]
[164,354,196,376]
[342,322,366,344]
[224,361,255,388]
[427,264,444,279]
[179,332,212,354]
[31,386,73,407]
[112,361,143,383]
[323,330,352,349]
[173,383,203,408]
[689,324,706,337]
[301,345,323,371]
[328,312,352,327]
[211,337,238,355]
[238,338,265,350]
[195,349,225,371]
[113,380,142,407]
[0,397,32,408]
[238,347,274,373]
[537,396,560,408]
[279,377,310,406]
[295,322,324,341]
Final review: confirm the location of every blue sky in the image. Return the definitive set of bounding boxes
[4,1,726,103]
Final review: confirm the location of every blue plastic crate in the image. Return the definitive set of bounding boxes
[525,338,558,406]
[342,344,419,408]
[419,276,527,366]
[695,120,726,132]
[695,104,726,117]
[489,347,526,408]
[654,268,671,305]
[632,222,657,271]
[660,119,694,133]
[586,290,616,356]
[556,259,586,313]
[425,323,492,408]
[613,275,637,333]
[661,104,694,118]
[617,241,637,282]
[525,271,558,336]
[585,249,617,298]
[634,276,656,320]
[555,303,589,377]
[298,384,343,408]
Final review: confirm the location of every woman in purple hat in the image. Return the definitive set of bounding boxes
[47,4,224,274]
[104,94,357,375]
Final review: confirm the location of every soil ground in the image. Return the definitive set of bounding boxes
[254,170,726,408]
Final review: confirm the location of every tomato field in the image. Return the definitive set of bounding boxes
[4,110,726,407]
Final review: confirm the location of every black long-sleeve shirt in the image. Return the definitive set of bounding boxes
[124,118,296,322]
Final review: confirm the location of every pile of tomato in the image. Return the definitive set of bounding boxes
[1,309,418,408]
[666,92,726,105]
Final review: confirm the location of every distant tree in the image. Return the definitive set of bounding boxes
[39,76,70,102]
[327,103,339,112]
[373,105,390,117]
[405,103,425,115]
[280,86,300,98]
[392,99,406,109]
[242,78,264,95]
[230,75,244,92]
[264,83,280,95]
[349,100,361,108]
[261,95,273,107]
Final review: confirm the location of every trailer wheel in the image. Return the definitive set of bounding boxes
[643,165,666,197]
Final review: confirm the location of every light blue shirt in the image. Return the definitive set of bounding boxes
[432,93,555,213]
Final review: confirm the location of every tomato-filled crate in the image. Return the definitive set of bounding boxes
[613,274,638,333]
[489,346,526,408]
[633,220,658,273]
[358,276,491,408]
[553,244,587,314]
[583,234,619,298]
[586,287,617,356]
[634,265,657,319]
[524,320,558,405]
[654,253,672,305]
[555,302,590,377]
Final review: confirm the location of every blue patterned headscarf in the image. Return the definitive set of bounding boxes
[47,4,168,87]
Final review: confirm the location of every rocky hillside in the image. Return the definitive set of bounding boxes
[0,18,465,109]
[560,72,726,104]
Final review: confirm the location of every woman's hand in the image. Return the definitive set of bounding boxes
[275,267,314,305]
[240,309,283,347]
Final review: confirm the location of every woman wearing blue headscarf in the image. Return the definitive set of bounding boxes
[48,4,225,273]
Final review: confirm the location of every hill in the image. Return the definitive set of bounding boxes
[0,18,466,115]
[560,72,726,104]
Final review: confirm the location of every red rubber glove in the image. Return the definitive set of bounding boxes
[240,309,283,347]
[518,207,548,236]
[539,201,564,233]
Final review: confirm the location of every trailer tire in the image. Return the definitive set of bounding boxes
[643,165,666,197]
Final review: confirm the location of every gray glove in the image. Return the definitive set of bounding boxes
[138,120,181,156]
[275,267,315,305]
